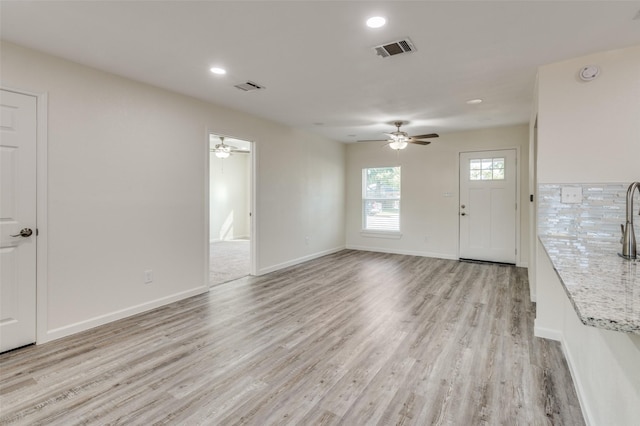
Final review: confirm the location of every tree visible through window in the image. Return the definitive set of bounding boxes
[470,157,505,180]
[362,167,400,231]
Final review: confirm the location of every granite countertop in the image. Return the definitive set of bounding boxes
[539,235,640,335]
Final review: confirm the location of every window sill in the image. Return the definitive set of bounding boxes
[360,230,403,239]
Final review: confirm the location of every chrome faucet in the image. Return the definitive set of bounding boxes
[620,181,640,260]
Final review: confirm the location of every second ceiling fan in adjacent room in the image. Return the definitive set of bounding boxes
[211,136,250,159]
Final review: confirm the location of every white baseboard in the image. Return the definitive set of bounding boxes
[559,334,594,426]
[345,245,459,261]
[40,286,208,344]
[533,322,562,341]
[257,246,345,275]
[210,236,250,244]
[533,323,593,425]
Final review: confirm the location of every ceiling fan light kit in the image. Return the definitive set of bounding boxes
[214,146,231,158]
[389,140,408,150]
[211,136,249,159]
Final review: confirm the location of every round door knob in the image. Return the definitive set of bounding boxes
[10,228,33,237]
[461,212,467,216]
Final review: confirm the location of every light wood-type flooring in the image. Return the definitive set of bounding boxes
[0,250,584,425]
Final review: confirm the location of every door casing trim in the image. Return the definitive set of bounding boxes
[204,131,258,288]
[458,147,521,266]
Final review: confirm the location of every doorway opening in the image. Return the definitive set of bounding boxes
[209,134,253,286]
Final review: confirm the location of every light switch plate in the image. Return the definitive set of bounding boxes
[561,186,583,204]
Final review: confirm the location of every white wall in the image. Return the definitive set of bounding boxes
[346,125,529,265]
[0,41,346,342]
[255,126,346,274]
[537,44,640,184]
[535,44,640,426]
[209,151,250,241]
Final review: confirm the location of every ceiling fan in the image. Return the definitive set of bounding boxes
[210,136,249,159]
[357,121,439,150]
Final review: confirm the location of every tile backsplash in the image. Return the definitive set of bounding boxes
[538,183,640,243]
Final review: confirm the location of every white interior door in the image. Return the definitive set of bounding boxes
[1,89,37,352]
[459,149,517,264]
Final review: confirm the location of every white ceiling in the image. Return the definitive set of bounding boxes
[2,1,639,143]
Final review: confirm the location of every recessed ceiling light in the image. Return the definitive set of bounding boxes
[466,99,483,105]
[210,67,226,75]
[366,16,386,28]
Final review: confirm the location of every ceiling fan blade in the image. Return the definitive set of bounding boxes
[357,139,389,143]
[410,133,439,139]
[408,140,431,145]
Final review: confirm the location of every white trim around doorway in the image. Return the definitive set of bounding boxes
[205,131,258,284]
[35,91,49,344]
[457,146,522,267]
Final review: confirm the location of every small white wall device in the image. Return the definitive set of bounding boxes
[579,65,600,81]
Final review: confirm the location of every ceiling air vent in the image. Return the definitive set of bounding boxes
[373,38,416,58]
[234,81,266,92]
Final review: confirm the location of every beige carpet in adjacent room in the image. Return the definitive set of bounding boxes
[210,239,250,286]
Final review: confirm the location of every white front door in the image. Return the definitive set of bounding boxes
[0,89,37,352]
[459,149,517,264]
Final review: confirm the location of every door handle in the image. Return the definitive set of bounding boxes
[460,212,467,216]
[10,228,33,238]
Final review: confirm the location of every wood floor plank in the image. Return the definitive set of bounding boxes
[339,354,416,425]
[0,250,585,425]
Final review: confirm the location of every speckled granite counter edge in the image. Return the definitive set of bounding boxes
[538,236,640,335]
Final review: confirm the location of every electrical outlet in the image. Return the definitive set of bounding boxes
[144,269,153,284]
[561,186,583,204]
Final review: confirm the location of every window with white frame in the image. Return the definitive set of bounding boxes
[469,157,505,181]
[362,167,400,232]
